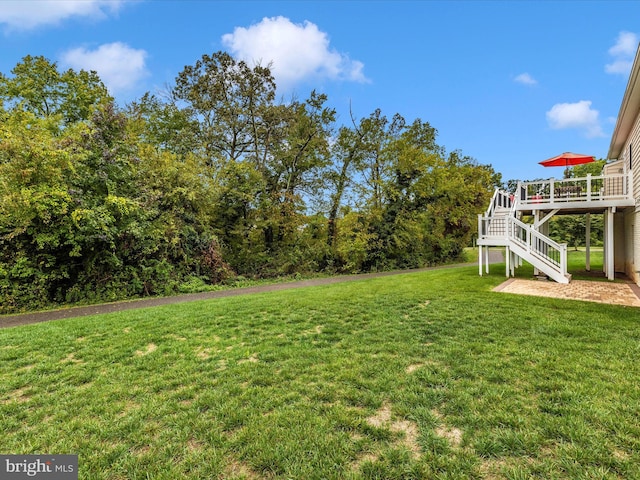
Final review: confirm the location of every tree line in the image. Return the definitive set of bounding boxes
[0,53,501,313]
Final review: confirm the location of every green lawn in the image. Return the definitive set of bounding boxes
[1,264,639,479]
[481,247,611,283]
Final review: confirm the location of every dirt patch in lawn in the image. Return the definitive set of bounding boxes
[366,402,421,458]
[224,458,262,479]
[432,408,463,448]
[135,343,157,356]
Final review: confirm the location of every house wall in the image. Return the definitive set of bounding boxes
[614,102,640,284]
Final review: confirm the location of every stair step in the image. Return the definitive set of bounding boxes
[494,207,512,215]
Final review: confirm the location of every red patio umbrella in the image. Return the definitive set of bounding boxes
[539,152,595,178]
[539,152,595,167]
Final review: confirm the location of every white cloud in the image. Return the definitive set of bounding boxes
[605,31,639,75]
[514,73,537,86]
[546,100,605,138]
[221,16,369,89]
[61,42,148,94]
[605,59,633,75]
[608,31,638,57]
[0,0,123,31]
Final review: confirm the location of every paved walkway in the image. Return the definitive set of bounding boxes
[8,250,635,330]
[1,257,505,329]
[494,278,640,307]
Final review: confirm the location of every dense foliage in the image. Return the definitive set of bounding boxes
[0,54,500,312]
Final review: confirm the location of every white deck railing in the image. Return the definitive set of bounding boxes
[485,188,514,216]
[478,213,568,282]
[478,214,507,239]
[517,172,632,206]
[507,216,567,276]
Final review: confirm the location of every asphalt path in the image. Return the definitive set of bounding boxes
[0,250,504,329]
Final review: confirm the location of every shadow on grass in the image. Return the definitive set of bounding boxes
[485,247,633,283]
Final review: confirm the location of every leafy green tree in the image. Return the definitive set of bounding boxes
[173,51,276,166]
[66,101,230,301]
[0,51,502,310]
[550,214,603,250]
[426,151,501,261]
[0,55,111,124]
[67,103,142,280]
[329,113,498,272]
[326,124,364,250]
[173,52,278,273]
[359,110,406,211]
[127,92,200,157]
[173,52,337,275]
[260,91,335,254]
[0,109,80,310]
[0,55,232,311]
[325,109,402,252]
[569,159,606,178]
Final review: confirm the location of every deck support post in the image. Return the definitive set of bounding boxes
[485,247,490,274]
[606,208,615,281]
[585,213,591,271]
[510,251,516,277]
[533,211,540,276]
[478,245,483,276]
[505,246,510,278]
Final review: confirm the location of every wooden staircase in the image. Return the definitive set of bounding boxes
[478,189,570,284]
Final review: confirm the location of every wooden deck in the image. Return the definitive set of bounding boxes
[515,172,634,214]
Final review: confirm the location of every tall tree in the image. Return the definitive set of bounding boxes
[0,55,111,125]
[173,52,337,274]
[569,159,606,178]
[127,92,200,157]
[369,118,442,268]
[261,91,335,250]
[327,124,363,249]
[0,109,80,309]
[173,51,276,166]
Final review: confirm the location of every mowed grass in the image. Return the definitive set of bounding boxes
[1,264,640,479]
[485,247,611,283]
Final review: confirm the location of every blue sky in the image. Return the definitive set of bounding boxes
[1,1,639,182]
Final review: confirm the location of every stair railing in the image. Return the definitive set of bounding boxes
[507,216,567,279]
[479,185,568,282]
[485,188,513,217]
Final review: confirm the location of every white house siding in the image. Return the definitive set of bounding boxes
[616,105,640,284]
[618,109,640,202]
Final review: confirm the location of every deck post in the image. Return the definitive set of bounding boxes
[478,214,483,276]
[533,211,540,276]
[485,247,489,274]
[510,251,516,277]
[606,208,615,280]
[603,209,607,274]
[585,213,591,271]
[505,246,510,278]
